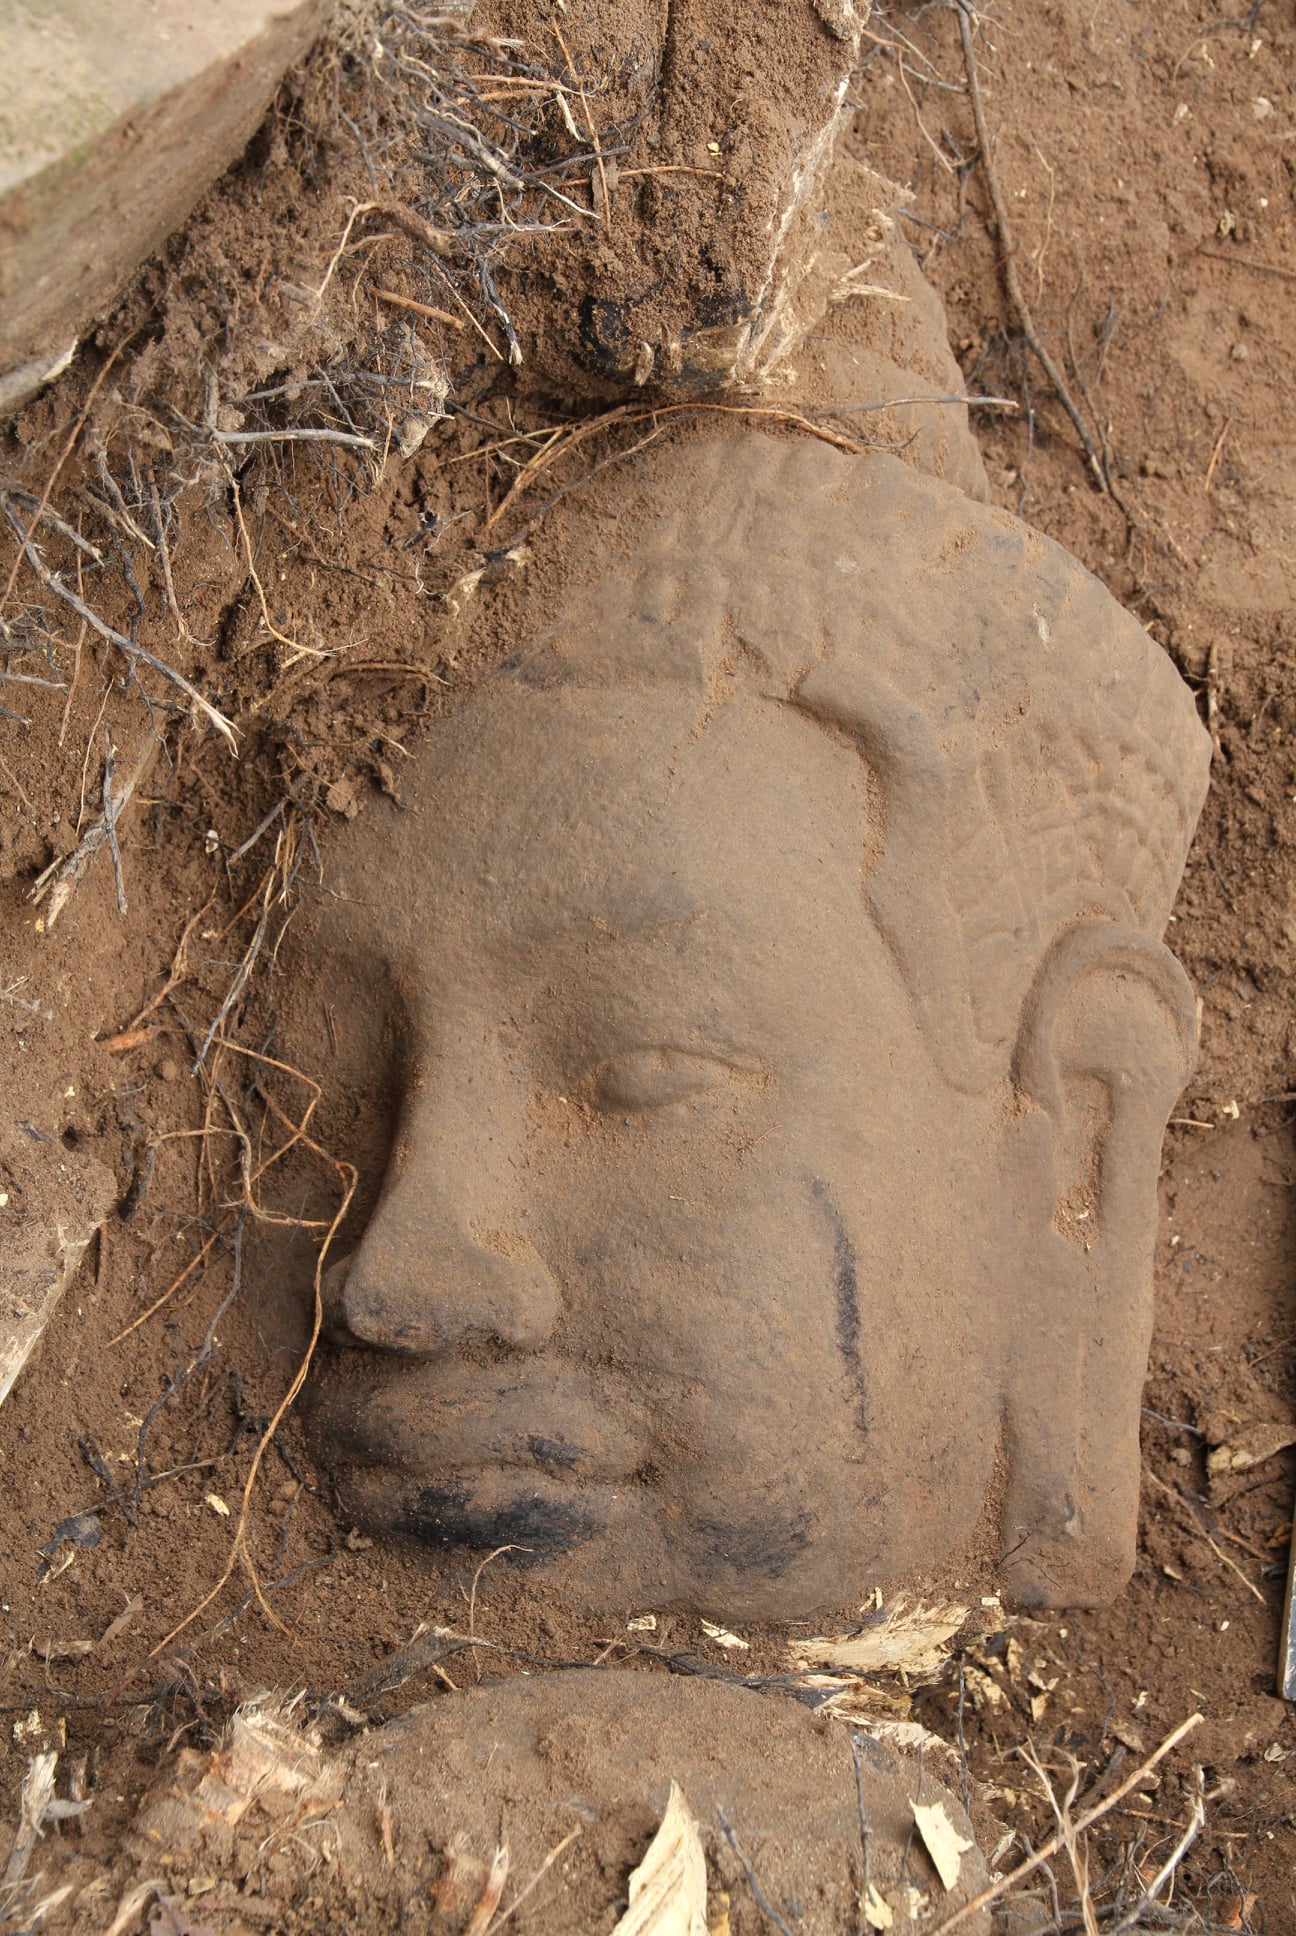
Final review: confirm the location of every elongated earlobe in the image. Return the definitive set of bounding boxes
[1014,921,1198,1142]
[996,920,1198,1608]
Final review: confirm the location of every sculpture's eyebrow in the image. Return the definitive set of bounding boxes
[505,892,707,947]
[582,903,708,941]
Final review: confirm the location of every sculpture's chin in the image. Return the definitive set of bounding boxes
[332,1464,873,1622]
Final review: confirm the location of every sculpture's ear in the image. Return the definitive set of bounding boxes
[1014,921,1199,1238]
[996,921,1198,1610]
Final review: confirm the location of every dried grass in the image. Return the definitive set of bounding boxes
[0,1,622,824]
[930,1711,1233,1936]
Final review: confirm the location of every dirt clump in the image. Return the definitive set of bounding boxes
[115,1672,993,1934]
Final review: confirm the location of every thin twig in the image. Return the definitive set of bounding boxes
[1021,1743,1097,1936]
[0,337,129,616]
[311,201,383,305]
[487,1826,582,1932]
[466,1543,529,1681]
[1144,1469,1266,1605]
[954,2,1110,493]
[0,488,103,566]
[480,397,880,537]
[107,1233,220,1349]
[30,736,153,927]
[718,1813,798,1936]
[370,287,465,329]
[849,1733,873,1897]
[619,164,723,179]
[226,465,322,667]
[0,754,35,812]
[101,740,127,913]
[147,475,192,645]
[0,501,237,747]
[1197,246,1296,284]
[818,391,1016,418]
[894,46,958,175]
[213,427,377,451]
[109,899,212,1042]
[504,422,668,542]
[345,1628,473,1709]
[1203,418,1231,491]
[150,1095,356,1653]
[426,256,507,358]
[190,891,272,1074]
[57,575,86,747]
[551,19,609,220]
[1106,1769,1205,1935]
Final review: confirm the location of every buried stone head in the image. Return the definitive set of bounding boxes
[290,436,1210,1620]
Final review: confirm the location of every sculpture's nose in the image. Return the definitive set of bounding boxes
[325,1027,559,1358]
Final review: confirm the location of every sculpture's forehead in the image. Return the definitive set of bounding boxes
[313,673,927,1094]
[335,681,873,956]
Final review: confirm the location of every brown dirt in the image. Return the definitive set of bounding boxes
[472,0,867,392]
[0,0,1294,1930]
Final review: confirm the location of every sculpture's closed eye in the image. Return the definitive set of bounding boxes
[589,1048,735,1112]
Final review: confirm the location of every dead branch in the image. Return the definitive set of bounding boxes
[954,2,1110,494]
[928,1712,1204,1934]
[30,735,154,928]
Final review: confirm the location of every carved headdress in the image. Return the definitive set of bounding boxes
[514,435,1211,1090]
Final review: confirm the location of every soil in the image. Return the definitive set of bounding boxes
[0,0,1294,1931]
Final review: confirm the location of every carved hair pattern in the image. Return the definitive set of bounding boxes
[515,436,1211,1090]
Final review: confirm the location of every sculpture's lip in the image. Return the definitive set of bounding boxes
[324,1441,639,1485]
[336,1463,621,1563]
[304,1352,649,1485]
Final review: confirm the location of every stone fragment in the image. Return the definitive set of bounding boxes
[126,1672,995,1933]
[0,0,333,379]
[293,433,1210,1620]
[0,1127,115,1407]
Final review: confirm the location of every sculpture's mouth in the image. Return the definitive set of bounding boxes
[303,1350,650,1495]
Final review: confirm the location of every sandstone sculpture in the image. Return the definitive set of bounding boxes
[296,433,1210,1619]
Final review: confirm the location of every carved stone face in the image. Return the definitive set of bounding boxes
[296,440,1211,1619]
